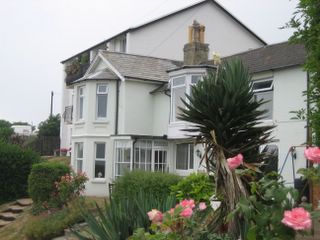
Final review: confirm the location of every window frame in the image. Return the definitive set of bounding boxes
[176,143,194,171]
[77,86,85,121]
[75,142,84,173]
[114,140,132,178]
[252,78,274,120]
[94,142,106,179]
[96,84,108,120]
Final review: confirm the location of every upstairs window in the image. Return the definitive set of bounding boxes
[77,86,85,121]
[170,74,203,122]
[252,79,273,120]
[96,84,108,119]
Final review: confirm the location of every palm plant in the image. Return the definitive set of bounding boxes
[179,59,274,237]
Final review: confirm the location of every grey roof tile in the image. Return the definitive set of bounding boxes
[218,42,306,73]
[100,51,182,82]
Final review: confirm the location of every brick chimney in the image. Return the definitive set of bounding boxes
[183,20,209,65]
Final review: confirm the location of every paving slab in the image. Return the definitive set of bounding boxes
[0,212,18,221]
[7,205,25,213]
[16,198,33,206]
[0,219,11,228]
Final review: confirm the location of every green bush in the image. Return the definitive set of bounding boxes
[24,199,84,240]
[28,161,70,205]
[112,170,181,201]
[0,141,40,203]
[75,191,176,240]
[170,173,214,203]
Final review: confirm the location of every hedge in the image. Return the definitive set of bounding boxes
[0,141,40,203]
[28,161,70,204]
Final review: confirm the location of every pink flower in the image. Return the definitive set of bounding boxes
[147,209,163,223]
[199,202,207,211]
[281,207,312,230]
[304,147,320,163]
[169,208,175,216]
[180,207,193,218]
[180,199,195,209]
[227,154,243,169]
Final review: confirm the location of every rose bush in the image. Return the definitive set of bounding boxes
[281,207,312,230]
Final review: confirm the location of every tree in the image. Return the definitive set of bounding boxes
[179,59,273,237]
[38,114,60,137]
[0,119,14,142]
[287,0,320,145]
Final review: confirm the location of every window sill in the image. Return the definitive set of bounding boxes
[91,179,107,184]
[93,120,109,124]
[74,121,85,125]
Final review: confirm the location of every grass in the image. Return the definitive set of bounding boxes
[0,197,106,240]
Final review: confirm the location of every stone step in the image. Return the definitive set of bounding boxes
[7,205,25,214]
[16,198,33,207]
[0,212,18,221]
[0,219,11,228]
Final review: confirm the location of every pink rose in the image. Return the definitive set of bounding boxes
[281,207,312,230]
[147,209,163,223]
[169,208,175,216]
[180,207,193,218]
[304,147,320,163]
[199,202,207,211]
[180,199,195,209]
[227,154,243,169]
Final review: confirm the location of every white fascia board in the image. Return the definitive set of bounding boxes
[99,52,125,82]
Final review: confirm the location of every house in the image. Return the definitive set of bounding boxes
[60,1,307,196]
[12,125,33,136]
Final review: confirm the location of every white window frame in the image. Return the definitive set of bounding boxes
[114,140,132,178]
[75,142,84,173]
[170,74,202,123]
[94,142,106,179]
[96,84,108,120]
[77,86,85,121]
[252,78,274,120]
[176,143,194,171]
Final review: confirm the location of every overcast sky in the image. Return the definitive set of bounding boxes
[0,0,299,126]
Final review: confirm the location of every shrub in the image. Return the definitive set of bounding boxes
[0,141,40,203]
[75,191,176,240]
[112,170,181,201]
[28,161,70,205]
[24,198,85,240]
[170,173,214,203]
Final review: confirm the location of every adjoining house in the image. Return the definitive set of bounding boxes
[60,1,307,196]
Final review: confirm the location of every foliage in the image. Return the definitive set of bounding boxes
[298,166,320,182]
[286,0,320,145]
[38,114,60,137]
[179,59,273,166]
[229,173,305,240]
[0,119,14,142]
[74,191,177,240]
[54,171,88,206]
[112,170,181,201]
[24,198,86,240]
[28,161,70,207]
[170,173,214,203]
[0,141,40,203]
[129,200,230,240]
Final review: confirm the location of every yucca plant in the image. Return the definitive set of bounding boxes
[73,191,176,240]
[179,59,274,237]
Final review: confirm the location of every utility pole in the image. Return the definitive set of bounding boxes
[50,91,54,117]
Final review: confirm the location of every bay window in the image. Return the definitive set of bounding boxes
[77,86,85,120]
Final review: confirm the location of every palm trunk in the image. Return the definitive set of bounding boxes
[210,131,248,238]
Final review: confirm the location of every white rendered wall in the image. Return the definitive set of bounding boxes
[127,1,264,60]
[152,92,170,136]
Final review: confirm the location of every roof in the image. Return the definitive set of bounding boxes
[61,0,266,63]
[99,51,182,82]
[220,42,306,73]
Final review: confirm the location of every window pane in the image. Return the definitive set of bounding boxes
[96,143,105,159]
[77,160,83,173]
[176,144,188,170]
[252,80,273,91]
[77,143,83,158]
[95,160,105,178]
[98,85,107,93]
[97,95,107,118]
[79,97,84,119]
[124,148,131,162]
[173,86,186,121]
[172,76,185,86]
[189,145,194,169]
[254,91,273,119]
[191,75,201,84]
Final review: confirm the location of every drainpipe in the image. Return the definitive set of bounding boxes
[306,72,311,168]
[115,80,120,135]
